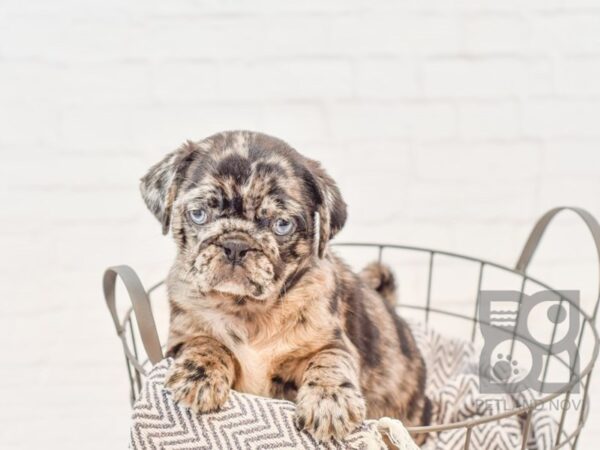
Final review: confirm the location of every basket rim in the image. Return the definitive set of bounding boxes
[337,242,600,434]
[122,241,600,437]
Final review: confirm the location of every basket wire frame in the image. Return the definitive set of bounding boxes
[103,207,600,449]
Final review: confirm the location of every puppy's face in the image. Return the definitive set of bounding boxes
[140,131,346,303]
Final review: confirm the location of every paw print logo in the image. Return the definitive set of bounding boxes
[487,340,532,386]
[492,353,519,382]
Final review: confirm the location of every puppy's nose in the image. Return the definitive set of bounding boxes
[222,240,250,264]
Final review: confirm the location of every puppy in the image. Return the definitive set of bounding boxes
[140,131,430,443]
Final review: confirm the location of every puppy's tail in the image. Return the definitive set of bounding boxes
[359,261,397,306]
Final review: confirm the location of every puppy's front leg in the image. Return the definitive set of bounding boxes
[295,347,366,441]
[165,336,236,413]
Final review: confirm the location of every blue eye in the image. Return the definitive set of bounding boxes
[273,218,295,236]
[189,209,208,225]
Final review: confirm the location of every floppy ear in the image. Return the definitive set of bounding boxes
[140,141,197,235]
[304,159,347,258]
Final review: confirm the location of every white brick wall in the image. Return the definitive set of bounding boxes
[2,0,600,448]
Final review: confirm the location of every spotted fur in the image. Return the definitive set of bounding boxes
[140,131,429,443]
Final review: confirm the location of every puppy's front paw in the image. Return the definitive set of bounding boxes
[165,358,230,413]
[295,381,366,442]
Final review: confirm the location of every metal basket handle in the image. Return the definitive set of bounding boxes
[103,265,164,364]
[515,206,600,320]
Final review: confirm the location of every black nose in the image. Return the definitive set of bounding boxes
[222,240,251,264]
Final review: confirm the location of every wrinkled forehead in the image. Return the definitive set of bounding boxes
[177,135,311,218]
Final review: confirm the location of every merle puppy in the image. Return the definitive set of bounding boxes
[140,131,430,443]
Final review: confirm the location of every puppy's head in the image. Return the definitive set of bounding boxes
[140,131,346,302]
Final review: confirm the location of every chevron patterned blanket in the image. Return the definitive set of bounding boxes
[129,359,413,449]
[130,322,557,449]
[410,322,557,450]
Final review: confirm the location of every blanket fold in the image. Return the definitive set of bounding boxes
[130,322,557,449]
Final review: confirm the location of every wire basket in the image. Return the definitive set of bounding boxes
[103,207,600,449]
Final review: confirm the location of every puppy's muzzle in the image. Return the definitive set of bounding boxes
[221,239,250,265]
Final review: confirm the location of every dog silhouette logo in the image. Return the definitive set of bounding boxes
[479,290,580,394]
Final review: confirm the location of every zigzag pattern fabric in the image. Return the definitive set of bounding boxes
[130,359,389,449]
[411,321,558,450]
[130,322,558,449]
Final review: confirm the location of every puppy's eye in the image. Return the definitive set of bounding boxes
[189,209,208,225]
[273,218,295,236]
